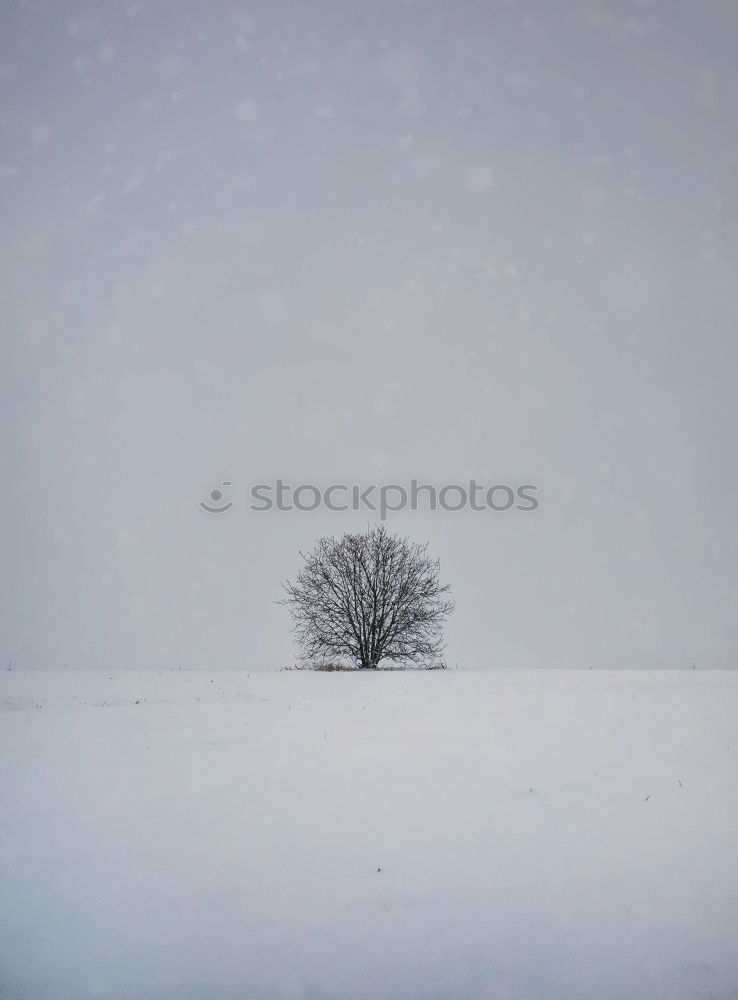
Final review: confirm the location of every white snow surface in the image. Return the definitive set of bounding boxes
[1,668,737,1000]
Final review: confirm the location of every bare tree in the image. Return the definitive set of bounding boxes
[282,524,454,669]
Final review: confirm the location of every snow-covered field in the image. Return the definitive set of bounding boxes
[1,669,737,1000]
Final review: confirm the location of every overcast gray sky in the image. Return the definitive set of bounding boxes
[2,0,737,670]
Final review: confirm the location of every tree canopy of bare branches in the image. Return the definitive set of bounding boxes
[282,525,454,669]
